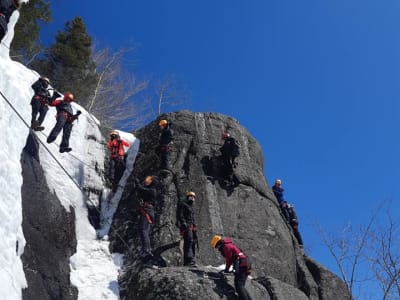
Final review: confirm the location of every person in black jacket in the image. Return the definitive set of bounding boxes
[46,92,81,153]
[30,76,51,131]
[286,203,304,247]
[0,0,22,42]
[219,132,240,187]
[157,119,173,170]
[136,175,159,261]
[176,191,197,266]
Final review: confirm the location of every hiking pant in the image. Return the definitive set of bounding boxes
[139,211,153,256]
[160,149,171,170]
[47,115,73,149]
[183,229,195,265]
[30,97,48,126]
[109,157,125,181]
[234,267,251,300]
[290,222,304,246]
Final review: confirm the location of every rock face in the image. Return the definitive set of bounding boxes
[21,133,78,300]
[110,110,351,300]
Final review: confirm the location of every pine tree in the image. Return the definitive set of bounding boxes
[10,0,51,65]
[40,17,98,106]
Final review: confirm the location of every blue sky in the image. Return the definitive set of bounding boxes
[46,0,399,287]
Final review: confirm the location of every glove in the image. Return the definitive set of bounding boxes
[76,110,82,115]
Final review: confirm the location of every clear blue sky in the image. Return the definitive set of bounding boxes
[47,0,399,284]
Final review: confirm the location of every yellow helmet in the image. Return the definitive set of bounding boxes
[159,119,168,127]
[186,191,196,197]
[144,176,153,186]
[210,235,222,248]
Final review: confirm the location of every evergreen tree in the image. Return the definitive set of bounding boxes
[40,17,98,106]
[10,0,51,65]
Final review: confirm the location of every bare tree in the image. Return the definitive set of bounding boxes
[90,46,152,131]
[317,204,400,300]
[154,73,191,116]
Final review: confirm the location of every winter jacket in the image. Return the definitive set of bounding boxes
[176,198,196,230]
[272,185,285,203]
[31,79,50,103]
[0,0,18,22]
[159,124,173,146]
[137,182,158,206]
[220,137,238,158]
[219,238,247,272]
[107,138,129,159]
[49,97,80,123]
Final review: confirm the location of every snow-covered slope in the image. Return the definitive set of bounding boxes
[0,9,139,300]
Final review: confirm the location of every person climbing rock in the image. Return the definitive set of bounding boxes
[157,119,173,171]
[286,203,304,247]
[211,235,252,300]
[0,0,22,43]
[107,130,129,190]
[176,191,198,266]
[46,92,81,153]
[219,132,240,187]
[272,179,290,220]
[30,76,51,131]
[136,175,159,262]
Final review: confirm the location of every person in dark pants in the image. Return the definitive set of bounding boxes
[46,92,81,153]
[0,0,22,43]
[136,175,159,261]
[272,178,290,220]
[157,119,173,170]
[219,132,240,187]
[211,235,252,300]
[107,130,129,190]
[176,191,197,266]
[286,203,304,247]
[30,76,51,131]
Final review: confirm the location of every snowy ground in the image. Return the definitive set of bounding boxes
[0,8,139,300]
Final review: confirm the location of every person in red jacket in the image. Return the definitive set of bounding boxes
[46,92,81,153]
[107,130,129,189]
[211,235,252,300]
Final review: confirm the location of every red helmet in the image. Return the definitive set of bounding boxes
[64,92,74,102]
[222,132,231,139]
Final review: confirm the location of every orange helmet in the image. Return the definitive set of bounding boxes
[159,119,168,127]
[144,176,153,186]
[211,235,222,248]
[186,191,196,197]
[64,92,74,102]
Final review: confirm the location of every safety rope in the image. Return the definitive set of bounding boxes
[0,89,135,256]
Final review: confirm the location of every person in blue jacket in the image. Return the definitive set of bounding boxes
[272,178,290,220]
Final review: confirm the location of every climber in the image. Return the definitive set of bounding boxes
[0,0,23,43]
[176,191,198,266]
[211,235,252,300]
[219,132,240,187]
[46,92,81,153]
[136,175,159,262]
[272,178,290,220]
[286,203,304,247]
[157,119,173,171]
[30,76,51,131]
[107,130,129,190]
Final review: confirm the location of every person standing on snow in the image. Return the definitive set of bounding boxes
[107,130,129,190]
[211,235,252,300]
[176,191,198,266]
[46,92,81,153]
[30,76,51,131]
[0,0,22,42]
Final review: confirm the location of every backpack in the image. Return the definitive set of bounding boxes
[231,140,240,158]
